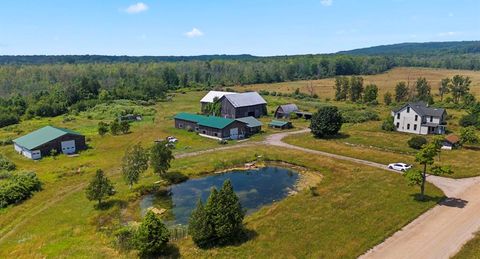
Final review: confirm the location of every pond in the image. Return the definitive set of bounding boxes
[140,166,300,225]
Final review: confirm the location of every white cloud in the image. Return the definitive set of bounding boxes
[185,28,204,38]
[125,2,149,14]
[437,31,460,37]
[320,0,333,6]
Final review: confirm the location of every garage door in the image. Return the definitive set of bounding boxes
[230,128,239,140]
[61,140,76,154]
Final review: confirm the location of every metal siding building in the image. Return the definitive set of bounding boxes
[219,92,267,119]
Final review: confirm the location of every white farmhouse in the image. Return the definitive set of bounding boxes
[391,102,446,135]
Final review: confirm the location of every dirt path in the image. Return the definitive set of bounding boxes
[269,129,480,259]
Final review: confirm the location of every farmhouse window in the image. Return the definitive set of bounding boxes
[430,116,433,122]
[397,113,400,119]
[407,107,410,113]
[414,124,417,130]
[415,115,418,121]
[407,124,410,130]
[396,122,399,128]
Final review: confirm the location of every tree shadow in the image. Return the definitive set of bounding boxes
[409,193,445,203]
[464,145,480,151]
[439,197,469,208]
[95,199,128,210]
[139,244,180,259]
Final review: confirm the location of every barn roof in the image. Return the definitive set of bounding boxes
[174,112,239,129]
[200,91,236,103]
[277,104,299,114]
[235,116,263,128]
[13,126,82,150]
[269,120,290,127]
[223,92,267,108]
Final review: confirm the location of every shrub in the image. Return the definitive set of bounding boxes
[0,172,42,208]
[114,226,136,251]
[311,106,343,138]
[98,121,109,136]
[0,154,16,171]
[163,171,188,184]
[459,113,479,128]
[340,108,379,123]
[408,136,428,150]
[381,116,395,131]
[135,211,170,257]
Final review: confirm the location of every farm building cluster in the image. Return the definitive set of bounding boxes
[174,90,310,140]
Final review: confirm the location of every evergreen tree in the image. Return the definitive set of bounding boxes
[98,121,108,136]
[135,211,170,257]
[383,91,393,105]
[213,180,245,245]
[122,143,149,189]
[188,199,215,248]
[120,120,130,134]
[85,169,115,206]
[110,120,121,135]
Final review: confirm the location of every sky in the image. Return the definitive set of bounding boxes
[0,0,479,56]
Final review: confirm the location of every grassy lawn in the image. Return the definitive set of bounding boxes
[0,144,443,258]
[453,232,480,259]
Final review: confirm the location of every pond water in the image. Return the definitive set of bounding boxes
[140,166,300,225]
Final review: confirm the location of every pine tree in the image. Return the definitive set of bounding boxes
[188,199,215,248]
[213,180,245,245]
[135,211,170,257]
[85,169,115,206]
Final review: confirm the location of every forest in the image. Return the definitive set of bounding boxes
[0,41,479,128]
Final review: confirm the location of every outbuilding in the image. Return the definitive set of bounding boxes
[235,116,263,136]
[274,104,299,119]
[268,120,292,129]
[174,113,248,140]
[200,91,236,112]
[442,135,460,150]
[13,126,86,160]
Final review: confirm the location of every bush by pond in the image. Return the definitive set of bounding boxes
[0,171,42,208]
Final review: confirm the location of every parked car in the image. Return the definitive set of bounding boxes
[167,136,178,143]
[387,163,412,171]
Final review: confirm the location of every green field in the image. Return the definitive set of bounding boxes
[1,67,480,257]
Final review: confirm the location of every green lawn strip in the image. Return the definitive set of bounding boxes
[452,232,480,259]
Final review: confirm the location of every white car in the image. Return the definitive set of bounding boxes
[387,163,412,171]
[166,136,178,143]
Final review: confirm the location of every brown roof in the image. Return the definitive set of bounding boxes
[445,135,460,144]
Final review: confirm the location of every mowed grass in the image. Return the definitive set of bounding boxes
[234,67,480,102]
[0,145,443,258]
[453,232,480,259]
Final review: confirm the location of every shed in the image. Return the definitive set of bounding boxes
[442,135,460,150]
[268,120,292,129]
[274,104,299,119]
[13,126,86,160]
[235,116,263,136]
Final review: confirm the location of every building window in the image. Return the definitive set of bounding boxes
[414,124,417,130]
[396,122,399,128]
[415,115,418,121]
[407,124,410,130]
[430,116,433,122]
[407,107,410,113]
[397,113,400,119]
[179,124,183,128]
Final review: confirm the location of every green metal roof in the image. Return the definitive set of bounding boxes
[236,117,263,128]
[269,120,290,127]
[13,126,82,150]
[174,113,235,129]
[174,112,206,123]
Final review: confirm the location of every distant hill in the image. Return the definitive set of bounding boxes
[338,41,480,56]
[0,54,259,65]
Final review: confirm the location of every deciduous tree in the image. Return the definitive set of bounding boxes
[85,169,115,206]
[150,141,174,178]
[122,143,149,189]
[310,106,343,138]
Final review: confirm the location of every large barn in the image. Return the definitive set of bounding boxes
[13,126,86,160]
[219,92,267,119]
